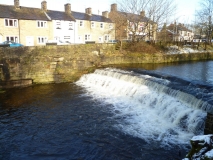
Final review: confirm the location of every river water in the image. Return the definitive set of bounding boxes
[1,60,213,160]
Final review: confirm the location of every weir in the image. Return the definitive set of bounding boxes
[76,68,213,142]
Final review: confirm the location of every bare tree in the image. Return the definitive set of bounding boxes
[114,0,176,42]
[196,0,213,43]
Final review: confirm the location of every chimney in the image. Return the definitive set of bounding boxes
[140,11,145,17]
[14,0,20,9]
[41,1,47,11]
[65,3,71,14]
[85,8,92,15]
[111,4,117,12]
[102,11,109,18]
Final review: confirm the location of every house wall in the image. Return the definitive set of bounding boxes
[109,11,128,40]
[52,20,77,43]
[0,18,53,46]
[77,20,115,43]
[19,20,53,46]
[0,18,20,42]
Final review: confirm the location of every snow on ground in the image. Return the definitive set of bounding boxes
[166,45,209,54]
[191,134,213,145]
[205,149,213,158]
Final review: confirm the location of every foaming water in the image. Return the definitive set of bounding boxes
[76,68,207,147]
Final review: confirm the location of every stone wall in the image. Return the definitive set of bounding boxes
[205,113,213,134]
[1,44,213,88]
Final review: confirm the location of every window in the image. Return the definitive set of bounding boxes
[64,36,70,40]
[109,23,113,29]
[69,22,73,27]
[100,23,103,28]
[99,37,103,43]
[56,21,61,29]
[37,37,47,44]
[91,22,95,28]
[5,19,18,27]
[37,21,47,28]
[68,22,73,30]
[6,36,18,42]
[104,35,109,41]
[79,21,84,27]
[85,34,91,41]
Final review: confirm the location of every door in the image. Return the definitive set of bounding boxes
[26,36,34,46]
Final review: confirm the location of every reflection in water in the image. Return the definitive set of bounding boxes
[108,60,213,85]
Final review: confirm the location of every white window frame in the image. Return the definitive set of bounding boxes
[91,21,95,28]
[104,34,109,41]
[79,21,84,27]
[56,20,61,29]
[37,36,47,44]
[100,23,104,29]
[6,36,19,42]
[37,21,47,28]
[99,37,103,43]
[64,36,71,41]
[68,21,73,30]
[78,36,82,43]
[85,34,91,41]
[109,23,113,29]
[5,19,18,27]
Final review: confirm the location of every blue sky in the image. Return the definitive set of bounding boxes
[0,0,200,23]
[175,0,200,23]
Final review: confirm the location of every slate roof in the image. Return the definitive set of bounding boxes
[119,11,151,23]
[72,11,112,23]
[46,10,75,21]
[0,4,111,23]
[0,5,50,21]
[167,23,192,32]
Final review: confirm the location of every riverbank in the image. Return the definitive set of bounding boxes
[0,44,213,89]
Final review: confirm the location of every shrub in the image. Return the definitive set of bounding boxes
[123,41,167,53]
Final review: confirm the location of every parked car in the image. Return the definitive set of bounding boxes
[46,40,71,45]
[108,40,119,44]
[0,41,23,47]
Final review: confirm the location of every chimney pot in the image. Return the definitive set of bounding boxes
[85,8,92,15]
[41,1,47,11]
[102,11,109,18]
[65,3,71,14]
[111,4,117,12]
[140,11,145,17]
[14,0,20,9]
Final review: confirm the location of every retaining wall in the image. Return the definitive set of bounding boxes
[0,44,213,88]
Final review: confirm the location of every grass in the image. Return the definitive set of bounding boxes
[0,89,5,93]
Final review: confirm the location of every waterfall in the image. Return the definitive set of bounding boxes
[76,68,208,147]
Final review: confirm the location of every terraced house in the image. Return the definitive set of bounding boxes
[109,3,157,41]
[0,0,52,46]
[0,0,115,46]
[72,8,115,43]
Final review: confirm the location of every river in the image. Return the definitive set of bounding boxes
[1,60,213,160]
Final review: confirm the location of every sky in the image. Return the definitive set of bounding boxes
[0,0,201,23]
[175,0,200,24]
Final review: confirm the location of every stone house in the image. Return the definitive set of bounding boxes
[0,0,115,46]
[72,8,115,43]
[0,0,53,46]
[43,2,77,44]
[108,3,157,41]
[166,23,194,42]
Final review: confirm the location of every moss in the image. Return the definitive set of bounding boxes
[0,89,5,93]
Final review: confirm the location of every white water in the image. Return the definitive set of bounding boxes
[76,68,207,147]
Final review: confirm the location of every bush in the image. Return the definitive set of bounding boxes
[123,41,167,53]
